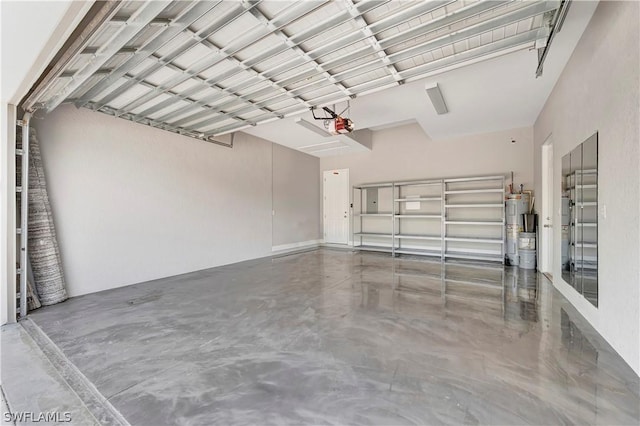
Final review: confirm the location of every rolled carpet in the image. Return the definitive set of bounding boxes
[24,127,68,306]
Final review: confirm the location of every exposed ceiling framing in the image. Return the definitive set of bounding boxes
[23,0,560,144]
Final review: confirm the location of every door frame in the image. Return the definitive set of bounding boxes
[540,136,554,274]
[322,168,350,245]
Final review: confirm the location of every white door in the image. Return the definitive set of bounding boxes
[541,138,554,274]
[323,169,349,244]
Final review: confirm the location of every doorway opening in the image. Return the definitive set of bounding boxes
[323,169,350,245]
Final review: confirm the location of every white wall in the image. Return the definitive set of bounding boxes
[33,105,319,297]
[533,1,640,375]
[272,143,321,249]
[0,1,90,105]
[320,123,534,189]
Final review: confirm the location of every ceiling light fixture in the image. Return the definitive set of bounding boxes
[425,83,449,115]
[295,117,332,137]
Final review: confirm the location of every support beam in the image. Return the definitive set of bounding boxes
[86,71,254,128]
[192,0,510,122]
[261,0,456,80]
[164,0,407,103]
[165,1,501,131]
[97,1,326,119]
[43,1,172,112]
[73,1,219,106]
[203,28,543,137]
[85,103,240,145]
[118,51,280,122]
[82,0,430,132]
[245,3,354,99]
[344,0,403,84]
[270,1,558,95]
[76,1,261,110]
[130,23,316,123]
[77,0,465,135]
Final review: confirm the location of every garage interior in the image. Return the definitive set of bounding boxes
[1,0,639,425]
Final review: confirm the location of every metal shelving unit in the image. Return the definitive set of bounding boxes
[395,248,442,256]
[354,245,392,253]
[396,197,441,201]
[443,175,506,264]
[567,169,598,274]
[444,220,503,225]
[445,203,504,208]
[352,183,395,254]
[444,189,504,194]
[395,234,442,240]
[393,180,444,259]
[353,175,506,265]
[561,134,598,307]
[445,237,504,243]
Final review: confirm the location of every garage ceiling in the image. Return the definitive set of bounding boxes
[24,0,566,147]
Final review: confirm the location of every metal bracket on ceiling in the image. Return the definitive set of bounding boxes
[536,0,572,78]
[206,132,234,148]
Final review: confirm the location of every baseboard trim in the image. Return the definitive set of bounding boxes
[320,242,354,250]
[272,239,322,254]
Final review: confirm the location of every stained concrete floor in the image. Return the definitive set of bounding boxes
[24,249,640,425]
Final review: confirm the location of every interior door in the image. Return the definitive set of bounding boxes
[541,140,554,274]
[323,169,349,244]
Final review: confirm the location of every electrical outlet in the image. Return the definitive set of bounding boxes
[601,204,606,219]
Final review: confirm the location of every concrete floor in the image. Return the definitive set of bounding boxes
[1,323,102,425]
[19,249,640,425]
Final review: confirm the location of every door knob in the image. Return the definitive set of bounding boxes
[543,224,552,228]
